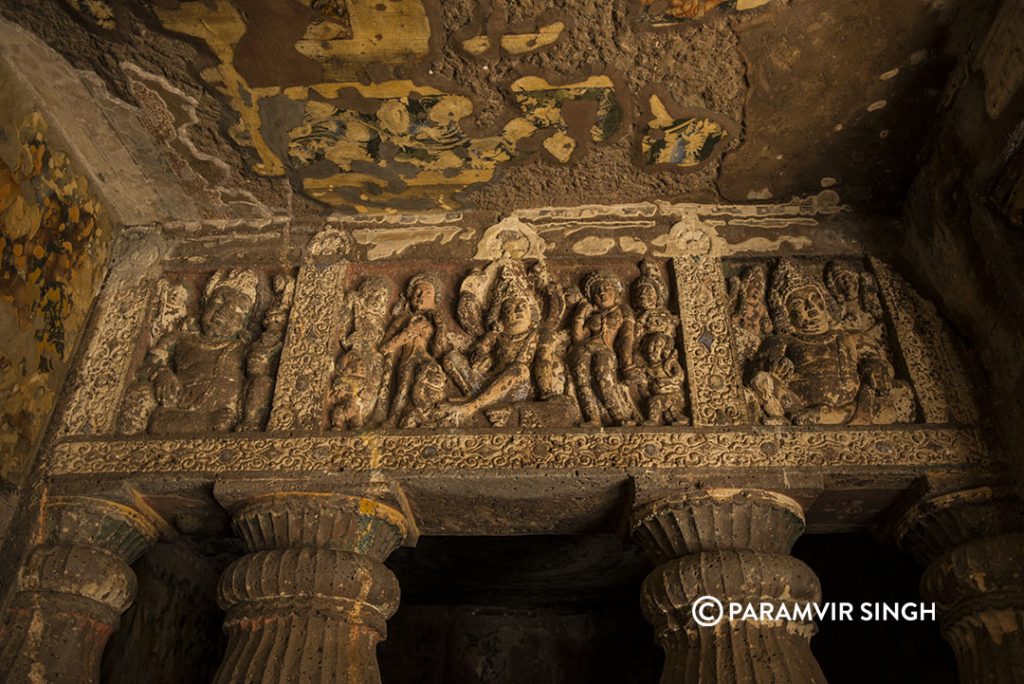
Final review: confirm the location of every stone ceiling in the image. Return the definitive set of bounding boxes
[0,0,992,217]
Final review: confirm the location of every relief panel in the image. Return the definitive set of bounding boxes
[725,257,917,426]
[118,268,296,435]
[326,257,689,430]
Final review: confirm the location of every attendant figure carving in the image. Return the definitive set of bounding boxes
[728,265,772,363]
[379,274,446,425]
[569,271,640,426]
[238,273,294,431]
[330,276,394,429]
[636,332,688,426]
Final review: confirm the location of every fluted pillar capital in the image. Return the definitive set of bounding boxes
[630,488,825,684]
[0,496,158,684]
[893,485,1024,683]
[213,490,410,684]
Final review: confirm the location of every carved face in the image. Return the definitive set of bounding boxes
[200,287,252,339]
[500,296,533,335]
[592,279,619,310]
[643,333,670,363]
[785,288,829,335]
[831,268,860,301]
[410,280,436,312]
[635,282,658,312]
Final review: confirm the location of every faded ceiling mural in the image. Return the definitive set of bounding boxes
[0,0,988,214]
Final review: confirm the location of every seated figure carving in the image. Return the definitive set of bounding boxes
[142,269,261,435]
[745,259,912,426]
[438,265,541,426]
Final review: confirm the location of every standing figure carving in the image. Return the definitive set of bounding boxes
[379,274,446,426]
[330,276,394,429]
[728,264,773,364]
[630,260,688,425]
[569,271,640,426]
[744,259,913,425]
[122,269,284,435]
[238,274,295,431]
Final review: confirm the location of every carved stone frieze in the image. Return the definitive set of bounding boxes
[324,257,688,431]
[50,427,988,474]
[118,268,296,435]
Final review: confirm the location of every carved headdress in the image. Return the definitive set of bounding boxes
[204,269,259,306]
[486,262,540,331]
[767,259,837,334]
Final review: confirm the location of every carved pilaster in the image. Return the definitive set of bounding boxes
[672,256,747,426]
[213,493,408,684]
[631,489,826,683]
[58,237,164,436]
[0,496,158,683]
[268,258,348,431]
[895,486,1024,683]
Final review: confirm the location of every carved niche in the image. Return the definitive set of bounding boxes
[118,269,296,435]
[327,257,690,430]
[727,257,917,426]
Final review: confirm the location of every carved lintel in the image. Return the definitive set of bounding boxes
[870,258,979,424]
[212,492,409,684]
[894,486,1024,684]
[268,260,348,431]
[49,426,990,474]
[673,256,747,425]
[631,490,826,683]
[0,497,158,684]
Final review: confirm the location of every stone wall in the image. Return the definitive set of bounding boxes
[902,0,1024,487]
[0,108,112,523]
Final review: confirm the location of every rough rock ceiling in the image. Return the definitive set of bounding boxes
[0,0,990,216]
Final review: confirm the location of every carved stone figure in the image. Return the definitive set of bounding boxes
[399,360,448,428]
[379,274,446,425]
[744,259,911,426]
[728,264,773,363]
[569,271,640,426]
[823,260,886,357]
[125,269,272,435]
[238,274,294,431]
[330,276,394,429]
[632,260,677,347]
[636,332,689,426]
[437,263,541,426]
[529,262,569,400]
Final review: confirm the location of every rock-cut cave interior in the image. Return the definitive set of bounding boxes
[0,0,1023,682]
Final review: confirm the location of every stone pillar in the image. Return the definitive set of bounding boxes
[894,486,1024,683]
[0,496,158,683]
[213,492,409,684]
[631,489,826,684]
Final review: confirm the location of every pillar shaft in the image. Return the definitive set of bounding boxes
[632,488,826,684]
[896,487,1024,684]
[213,493,408,684]
[0,496,158,684]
